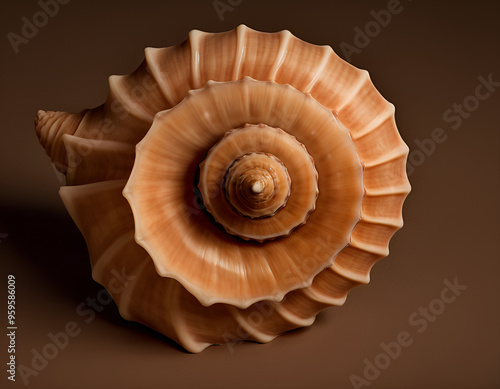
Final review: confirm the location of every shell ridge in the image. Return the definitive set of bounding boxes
[227,305,277,343]
[268,30,292,80]
[348,237,390,257]
[108,75,155,123]
[144,47,176,107]
[363,144,409,168]
[188,30,204,89]
[303,46,332,94]
[325,263,370,288]
[303,286,347,306]
[349,107,395,141]
[62,134,136,185]
[232,24,247,80]
[72,105,104,141]
[35,110,88,172]
[168,284,209,353]
[115,258,150,320]
[335,70,371,113]
[365,183,412,196]
[272,302,315,327]
[361,213,404,228]
[35,110,59,146]
[44,112,67,156]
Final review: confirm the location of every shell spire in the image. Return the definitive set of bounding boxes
[35,109,88,172]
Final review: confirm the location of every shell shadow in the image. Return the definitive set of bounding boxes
[0,205,93,300]
[0,205,185,352]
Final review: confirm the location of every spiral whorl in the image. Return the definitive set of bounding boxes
[223,152,290,219]
[37,26,410,352]
[35,109,87,172]
[198,123,318,242]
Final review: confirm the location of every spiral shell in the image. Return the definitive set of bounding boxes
[35,25,410,352]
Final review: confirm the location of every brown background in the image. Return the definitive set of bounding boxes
[1,0,499,388]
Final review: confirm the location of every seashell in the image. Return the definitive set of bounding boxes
[35,25,410,352]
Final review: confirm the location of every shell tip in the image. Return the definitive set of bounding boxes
[34,109,46,128]
[34,109,50,139]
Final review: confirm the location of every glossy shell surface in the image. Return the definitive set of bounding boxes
[35,25,410,352]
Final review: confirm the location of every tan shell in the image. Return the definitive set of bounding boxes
[35,25,410,352]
